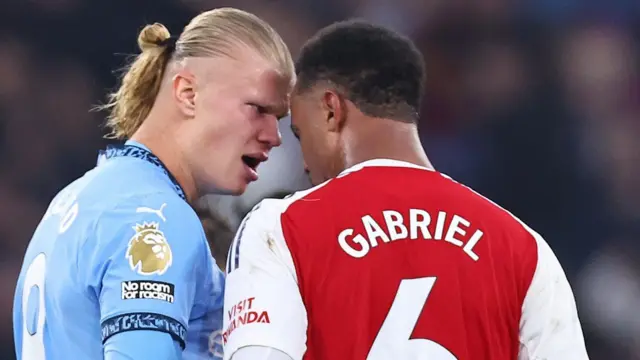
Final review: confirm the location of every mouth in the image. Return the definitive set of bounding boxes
[241,153,267,181]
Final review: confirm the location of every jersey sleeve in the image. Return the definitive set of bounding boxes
[104,329,182,360]
[82,194,210,353]
[518,227,589,360]
[223,200,307,360]
[182,265,226,360]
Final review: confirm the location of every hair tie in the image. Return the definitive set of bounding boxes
[158,36,178,52]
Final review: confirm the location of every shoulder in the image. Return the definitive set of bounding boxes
[458,179,553,293]
[440,173,542,248]
[95,191,200,236]
[87,155,183,206]
[238,180,335,233]
[517,219,565,291]
[85,191,208,270]
[226,182,332,275]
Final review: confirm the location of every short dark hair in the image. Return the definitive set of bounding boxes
[295,20,426,122]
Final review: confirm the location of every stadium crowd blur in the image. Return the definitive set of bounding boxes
[0,0,638,358]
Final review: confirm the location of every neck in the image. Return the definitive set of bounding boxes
[343,118,434,170]
[130,123,198,203]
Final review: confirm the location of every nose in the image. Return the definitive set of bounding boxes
[258,116,282,148]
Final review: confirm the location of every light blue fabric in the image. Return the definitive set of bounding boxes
[14,142,224,359]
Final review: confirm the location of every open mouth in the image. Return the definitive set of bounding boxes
[242,155,261,171]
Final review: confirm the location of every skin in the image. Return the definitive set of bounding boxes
[289,84,434,186]
[132,45,293,201]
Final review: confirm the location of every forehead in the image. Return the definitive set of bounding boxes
[245,65,292,100]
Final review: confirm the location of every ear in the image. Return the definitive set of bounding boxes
[321,90,346,133]
[172,70,196,117]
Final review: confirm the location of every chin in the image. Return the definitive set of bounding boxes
[230,174,253,195]
[202,178,248,196]
[227,184,247,196]
[216,183,247,196]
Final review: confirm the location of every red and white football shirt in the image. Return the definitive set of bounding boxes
[222,159,588,360]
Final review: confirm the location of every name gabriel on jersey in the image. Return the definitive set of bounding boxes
[338,209,482,260]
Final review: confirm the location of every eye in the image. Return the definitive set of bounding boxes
[290,124,301,140]
[248,103,268,115]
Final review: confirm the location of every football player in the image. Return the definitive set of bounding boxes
[13,8,293,360]
[222,20,589,360]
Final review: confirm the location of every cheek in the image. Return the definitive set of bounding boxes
[301,134,326,168]
[197,98,252,139]
[195,88,220,116]
[189,115,244,163]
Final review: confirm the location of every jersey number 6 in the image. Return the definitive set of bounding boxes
[367,277,457,360]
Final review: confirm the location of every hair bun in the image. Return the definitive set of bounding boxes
[137,23,171,52]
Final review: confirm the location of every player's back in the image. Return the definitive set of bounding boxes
[14,163,111,358]
[14,149,224,359]
[279,160,578,359]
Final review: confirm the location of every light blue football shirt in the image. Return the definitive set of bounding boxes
[13,141,224,360]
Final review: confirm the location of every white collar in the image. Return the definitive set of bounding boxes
[338,158,434,178]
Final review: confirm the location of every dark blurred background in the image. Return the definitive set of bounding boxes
[1,0,638,358]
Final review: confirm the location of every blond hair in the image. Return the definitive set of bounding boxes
[100,8,294,139]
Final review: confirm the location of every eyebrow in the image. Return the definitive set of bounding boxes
[263,102,289,120]
[276,109,290,121]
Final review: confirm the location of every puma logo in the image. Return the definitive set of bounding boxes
[136,203,167,222]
